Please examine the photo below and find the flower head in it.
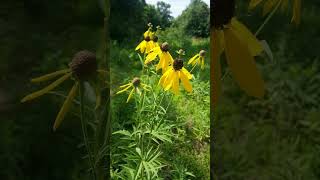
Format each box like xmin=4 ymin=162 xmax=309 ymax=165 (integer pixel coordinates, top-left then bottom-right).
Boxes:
xmin=188 ymin=50 xmax=206 ymax=69
xmin=135 ymin=35 xmax=155 ymax=54
xmin=176 ymin=49 xmax=186 ymax=56
xmin=249 ymin=0 xmax=301 ymax=25
xmin=116 ymin=77 xmax=151 ymax=103
xmin=145 ymin=42 xmax=174 ymax=73
xmin=211 ymin=0 xmax=265 ymax=105
xmin=21 ymin=50 xmax=105 ymax=131
xmin=69 ymin=50 xmax=97 ymax=80
xmin=159 ymin=59 xmax=193 ymax=95
xmin=144 ymin=22 xmax=153 ymax=38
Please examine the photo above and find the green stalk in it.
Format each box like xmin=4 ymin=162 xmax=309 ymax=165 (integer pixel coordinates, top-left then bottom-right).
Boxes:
xmin=93 ymin=0 xmax=111 ymax=179
xmin=189 ymin=62 xmax=198 ymax=73
xmin=79 ymin=82 xmax=97 ymax=180
xmin=255 ymin=0 xmax=281 ymax=36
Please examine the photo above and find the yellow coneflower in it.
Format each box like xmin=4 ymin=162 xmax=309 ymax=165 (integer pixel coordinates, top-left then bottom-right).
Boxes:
xmin=21 ymin=50 xmax=106 ymax=131
xmin=116 ymin=77 xmax=151 ymax=103
xmin=135 ymin=35 xmax=154 ymax=54
xmin=136 ymin=23 xmax=156 ymax=54
xmin=159 ymin=59 xmax=192 ymax=95
xmin=144 ymin=22 xmax=153 ymax=38
xmin=145 ymin=42 xmax=174 ymax=73
xmin=212 ymin=0 xmax=265 ymax=105
xmin=188 ymin=50 xmax=206 ymax=70
xmin=150 ymin=34 xmax=160 ymax=48
xmin=249 ymin=0 xmax=301 ymax=25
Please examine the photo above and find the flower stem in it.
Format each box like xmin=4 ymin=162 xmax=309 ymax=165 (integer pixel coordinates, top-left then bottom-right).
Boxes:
xmin=79 ymin=82 xmax=97 ymax=180
xmin=255 ymin=0 xmax=281 ymax=36
xmin=189 ymin=61 xmax=198 ymax=73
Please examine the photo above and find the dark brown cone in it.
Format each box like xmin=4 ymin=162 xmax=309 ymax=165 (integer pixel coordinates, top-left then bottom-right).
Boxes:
xmin=211 ymin=0 xmax=235 ymax=28
xmin=69 ymin=50 xmax=97 ymax=80
xmin=160 ymin=42 xmax=169 ymax=52
xmin=200 ymin=50 xmax=206 ymax=57
xmin=152 ymin=35 xmax=158 ymax=42
xmin=173 ymin=59 xmax=184 ymax=71
xmin=144 ymin=36 xmax=151 ymax=42
xmin=132 ymin=77 xmax=141 ymax=87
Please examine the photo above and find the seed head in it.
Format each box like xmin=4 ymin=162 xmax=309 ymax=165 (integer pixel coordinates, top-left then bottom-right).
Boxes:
xmin=211 ymin=0 xmax=235 ymax=28
xmin=132 ymin=77 xmax=141 ymax=87
xmin=177 ymin=49 xmax=185 ymax=56
xmin=160 ymin=42 xmax=169 ymax=52
xmin=69 ymin=50 xmax=97 ymax=80
xmin=144 ymin=36 xmax=151 ymax=42
xmin=152 ymin=35 xmax=158 ymax=42
xmin=199 ymin=50 xmax=206 ymax=57
xmin=173 ymin=59 xmax=184 ymax=71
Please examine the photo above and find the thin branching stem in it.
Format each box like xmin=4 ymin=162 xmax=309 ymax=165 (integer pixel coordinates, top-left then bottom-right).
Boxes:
xmin=255 ymin=0 xmax=282 ymax=36
xmin=79 ymin=82 xmax=97 ymax=180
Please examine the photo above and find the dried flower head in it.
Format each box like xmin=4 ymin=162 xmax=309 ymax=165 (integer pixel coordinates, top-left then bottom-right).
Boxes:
xmin=69 ymin=50 xmax=97 ymax=80
xmin=173 ymin=59 xmax=184 ymax=71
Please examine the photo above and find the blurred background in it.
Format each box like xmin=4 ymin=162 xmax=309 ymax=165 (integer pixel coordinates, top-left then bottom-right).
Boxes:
xmin=214 ymin=0 xmax=320 ymax=179
xmin=0 ymin=0 xmax=210 ymax=179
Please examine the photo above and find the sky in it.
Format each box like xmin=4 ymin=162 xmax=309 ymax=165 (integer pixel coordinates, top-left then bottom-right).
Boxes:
xmin=145 ymin=0 xmax=210 ymax=18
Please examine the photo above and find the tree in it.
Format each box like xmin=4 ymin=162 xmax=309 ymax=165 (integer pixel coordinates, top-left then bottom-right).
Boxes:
xmin=174 ymin=0 xmax=210 ymax=37
xmin=156 ymin=1 xmax=173 ymax=28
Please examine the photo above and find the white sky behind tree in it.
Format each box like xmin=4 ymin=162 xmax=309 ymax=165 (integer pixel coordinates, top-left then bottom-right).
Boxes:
xmin=145 ymin=0 xmax=210 ymax=18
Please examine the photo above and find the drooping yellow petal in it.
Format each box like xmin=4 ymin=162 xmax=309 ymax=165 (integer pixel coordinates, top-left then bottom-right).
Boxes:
xmin=141 ymin=83 xmax=151 ymax=91
xmin=145 ymin=50 xmax=159 ymax=64
xmin=188 ymin=54 xmax=200 ymax=65
xmin=231 ymin=18 xmax=263 ymax=56
xmin=201 ymin=57 xmax=205 ymax=69
xmin=53 ymin=82 xmax=78 ymax=131
xmin=211 ymin=29 xmax=223 ymax=105
xmin=167 ymin=52 xmax=174 ymax=65
xmin=180 ymin=71 xmax=192 ymax=92
xmin=116 ymin=84 xmax=133 ymax=94
xmin=144 ymin=29 xmax=152 ymax=38
xmin=156 ymin=53 xmax=165 ymax=71
xmin=135 ymin=41 xmax=147 ymax=53
xmin=263 ymin=0 xmax=278 ymax=16
xmin=145 ymin=41 xmax=154 ymax=54
xmin=224 ymin=27 xmax=265 ymax=98
xmin=119 ymin=83 xmax=132 ymax=88
xmin=159 ymin=52 xmax=172 ymax=73
xmin=280 ymin=0 xmax=289 ymax=12
xmin=159 ymin=68 xmax=172 ymax=86
xmin=21 ymin=73 xmax=71 ymax=103
xmin=291 ymin=0 xmax=301 ymax=25
xmin=181 ymin=68 xmax=192 ymax=79
xmin=164 ymin=70 xmax=174 ymax=91
xmin=249 ymin=0 xmax=264 ymax=10
xmin=126 ymin=88 xmax=135 ymax=103
xmin=171 ymin=72 xmax=179 ymax=95
xmin=31 ymin=69 xmax=70 ymax=83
